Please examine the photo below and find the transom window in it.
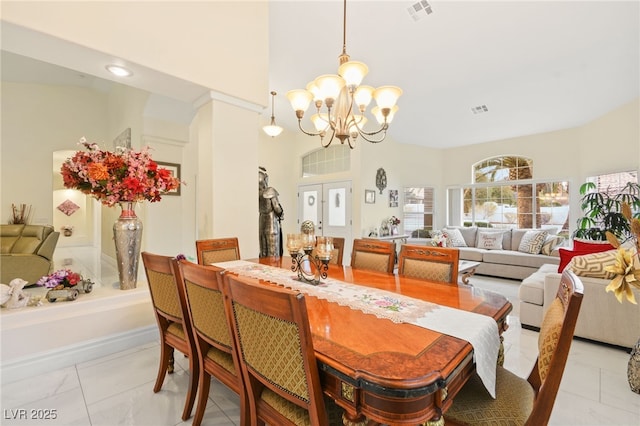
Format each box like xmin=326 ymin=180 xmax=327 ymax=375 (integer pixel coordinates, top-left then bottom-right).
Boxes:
xmin=302 ymin=145 xmax=350 ymax=177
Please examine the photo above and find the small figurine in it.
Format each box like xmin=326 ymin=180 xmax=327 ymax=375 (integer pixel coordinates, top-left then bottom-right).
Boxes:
xmin=0 ymin=278 xmax=30 ymax=309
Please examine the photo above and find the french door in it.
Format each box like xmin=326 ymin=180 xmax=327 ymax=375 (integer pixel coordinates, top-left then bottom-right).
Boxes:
xmin=298 ymin=181 xmax=352 ymax=264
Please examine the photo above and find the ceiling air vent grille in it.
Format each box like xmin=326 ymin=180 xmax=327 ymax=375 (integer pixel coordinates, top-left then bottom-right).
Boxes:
xmin=471 ymin=105 xmax=489 ymax=115
xmin=407 ymin=1 xmax=433 ymax=22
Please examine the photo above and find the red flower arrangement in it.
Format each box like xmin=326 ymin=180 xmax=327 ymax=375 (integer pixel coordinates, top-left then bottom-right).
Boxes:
xmin=60 ymin=138 xmax=181 ymax=207
xmin=37 ymin=269 xmax=83 ymax=289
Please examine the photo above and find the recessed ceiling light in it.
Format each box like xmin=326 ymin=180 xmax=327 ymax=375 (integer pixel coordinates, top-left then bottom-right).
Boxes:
xmin=105 ymin=65 xmax=133 ymax=77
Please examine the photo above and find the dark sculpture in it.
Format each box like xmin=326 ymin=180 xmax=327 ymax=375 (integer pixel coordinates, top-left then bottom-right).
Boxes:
xmin=259 ymin=167 xmax=284 ymax=257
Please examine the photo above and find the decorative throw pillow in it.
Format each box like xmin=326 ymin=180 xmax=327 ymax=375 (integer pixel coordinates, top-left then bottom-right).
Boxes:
xmin=445 ymin=228 xmax=467 ymax=247
xmin=518 ymin=230 xmax=548 ymax=254
xmin=558 ymin=248 xmax=594 ymax=272
xmin=568 ymin=250 xmax=617 ymax=279
xmin=572 ymin=239 xmax=614 ymax=252
xmin=540 ymin=235 xmax=564 ymax=256
xmin=476 ymin=231 xmax=503 ymax=250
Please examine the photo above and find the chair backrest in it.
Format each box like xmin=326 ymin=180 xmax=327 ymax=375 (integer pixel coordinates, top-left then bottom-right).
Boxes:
xmin=141 ymin=251 xmax=195 ymax=349
xmin=312 ymin=236 xmax=345 ymax=266
xmin=525 ymin=269 xmax=584 ymax=425
xmin=225 ymin=273 xmax=330 ymax=426
xmin=350 ymin=238 xmax=395 ymax=273
xmin=195 ymin=238 xmax=240 ymax=265
xmin=397 ymin=245 xmax=460 ymax=284
xmin=176 ymin=260 xmax=242 ymax=381
xmin=328 ymin=237 xmax=345 ymax=265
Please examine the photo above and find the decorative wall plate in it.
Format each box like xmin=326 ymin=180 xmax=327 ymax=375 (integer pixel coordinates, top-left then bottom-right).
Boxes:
xmin=376 ymin=168 xmax=387 ymax=194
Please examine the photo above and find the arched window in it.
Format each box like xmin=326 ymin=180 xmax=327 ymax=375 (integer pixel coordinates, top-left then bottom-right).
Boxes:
xmin=449 ymin=155 xmax=570 ymax=235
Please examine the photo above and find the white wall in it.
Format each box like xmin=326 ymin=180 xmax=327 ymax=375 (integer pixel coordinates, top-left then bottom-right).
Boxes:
xmin=1 ymin=1 xmax=269 ymax=106
xmin=1 ymin=82 xmax=108 ymax=225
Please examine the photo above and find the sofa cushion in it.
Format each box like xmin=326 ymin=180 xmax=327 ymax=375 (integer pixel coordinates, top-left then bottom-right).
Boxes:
xmin=1 ymin=224 xmax=25 ymax=254
xmin=557 ymin=237 xmax=617 ymax=272
xmin=518 ymin=230 xmax=548 ymax=254
xmin=568 ymin=250 xmax=617 ymax=279
xmin=445 ymin=228 xmax=467 ymax=247
xmin=476 ymin=231 xmax=503 ymax=250
xmin=540 ymin=235 xmax=564 ymax=256
xmin=11 ymin=225 xmax=52 ymax=254
xmin=483 ymin=250 xmax=557 ymax=269
xmin=457 ymin=247 xmax=485 ymax=262
xmin=476 ymin=229 xmax=511 ymax=250
xmin=446 ymin=226 xmax=477 ymax=247
xmin=572 ymin=239 xmax=615 ymax=252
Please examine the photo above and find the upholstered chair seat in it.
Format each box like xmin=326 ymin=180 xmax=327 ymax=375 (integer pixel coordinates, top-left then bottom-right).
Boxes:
xmin=445 ymin=365 xmax=535 ymax=425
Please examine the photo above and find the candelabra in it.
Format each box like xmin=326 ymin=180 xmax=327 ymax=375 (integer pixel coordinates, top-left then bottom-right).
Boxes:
xmin=287 ymin=232 xmax=334 ymax=285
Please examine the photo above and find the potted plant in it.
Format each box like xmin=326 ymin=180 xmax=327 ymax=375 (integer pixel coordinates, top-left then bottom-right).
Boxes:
xmin=574 ymin=181 xmax=640 ymax=241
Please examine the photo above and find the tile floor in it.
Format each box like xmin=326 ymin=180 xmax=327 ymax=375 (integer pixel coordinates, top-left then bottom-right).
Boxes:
xmin=1 ymin=247 xmax=639 ymax=425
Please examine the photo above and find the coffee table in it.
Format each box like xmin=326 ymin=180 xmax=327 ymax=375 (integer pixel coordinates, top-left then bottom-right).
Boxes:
xmin=459 ymin=260 xmax=481 ymax=285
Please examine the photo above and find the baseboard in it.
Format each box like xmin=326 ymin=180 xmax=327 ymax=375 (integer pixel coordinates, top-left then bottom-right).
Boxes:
xmin=1 ymin=325 xmax=158 ymax=384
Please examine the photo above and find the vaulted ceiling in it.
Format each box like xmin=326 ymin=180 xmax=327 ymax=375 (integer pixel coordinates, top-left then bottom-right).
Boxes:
xmin=3 ymin=1 xmax=638 ymax=150
xmin=268 ymin=1 xmax=639 ymax=148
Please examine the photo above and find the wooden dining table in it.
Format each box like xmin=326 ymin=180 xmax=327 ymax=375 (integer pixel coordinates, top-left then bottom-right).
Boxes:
xmin=245 ymin=257 xmax=512 ymax=426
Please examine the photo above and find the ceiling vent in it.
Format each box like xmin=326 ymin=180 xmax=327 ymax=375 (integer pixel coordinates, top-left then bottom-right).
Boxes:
xmin=407 ymin=1 xmax=433 ymax=22
xmin=471 ymin=105 xmax=489 ymax=115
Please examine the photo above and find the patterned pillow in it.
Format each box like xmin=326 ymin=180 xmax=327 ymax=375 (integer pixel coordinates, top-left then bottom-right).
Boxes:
xmin=445 ymin=228 xmax=467 ymax=247
xmin=518 ymin=230 xmax=548 ymax=254
xmin=538 ymin=298 xmax=564 ymax=381
xmin=541 ymin=235 xmax=564 ymax=256
xmin=569 ymin=250 xmax=617 ymax=279
xmin=476 ymin=231 xmax=503 ymax=250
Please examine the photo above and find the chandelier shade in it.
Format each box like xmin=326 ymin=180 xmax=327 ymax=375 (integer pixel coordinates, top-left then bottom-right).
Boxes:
xmin=286 ymin=0 xmax=401 ymax=148
xmin=263 ymin=91 xmax=283 ymax=137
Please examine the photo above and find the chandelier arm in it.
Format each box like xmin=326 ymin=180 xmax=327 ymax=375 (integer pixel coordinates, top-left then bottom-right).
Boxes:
xmin=321 ymin=129 xmax=336 ymax=148
xmin=351 ymin=118 xmax=389 ymax=137
xmin=297 ymin=120 xmax=324 ymax=137
xmin=357 ymin=128 xmax=387 ymax=144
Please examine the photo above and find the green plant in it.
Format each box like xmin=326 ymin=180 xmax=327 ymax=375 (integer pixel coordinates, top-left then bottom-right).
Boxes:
xmin=574 ymin=181 xmax=640 ymax=241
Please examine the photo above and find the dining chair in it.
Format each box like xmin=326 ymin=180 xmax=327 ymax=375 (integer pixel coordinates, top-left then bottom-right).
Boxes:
xmin=224 ymin=273 xmax=344 ymax=426
xmin=141 ymin=252 xmax=198 ymax=421
xmin=328 ymin=236 xmax=345 ymax=265
xmin=195 ymin=237 xmax=241 ymax=265
xmin=350 ymin=238 xmax=395 ymax=273
xmin=311 ymin=236 xmax=345 ymax=265
xmin=445 ymin=269 xmax=584 ymax=426
xmin=173 ymin=260 xmax=246 ymax=426
xmin=397 ymin=244 xmax=460 ymax=284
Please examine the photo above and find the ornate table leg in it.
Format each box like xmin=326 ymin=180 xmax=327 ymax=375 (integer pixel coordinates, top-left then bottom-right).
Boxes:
xmin=461 ymin=267 xmax=476 ymax=285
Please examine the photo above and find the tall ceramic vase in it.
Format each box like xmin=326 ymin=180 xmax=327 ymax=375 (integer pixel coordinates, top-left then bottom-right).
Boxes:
xmin=113 ymin=202 xmax=143 ymax=290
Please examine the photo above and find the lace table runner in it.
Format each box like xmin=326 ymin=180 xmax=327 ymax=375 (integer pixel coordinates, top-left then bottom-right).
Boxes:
xmin=214 ymin=260 xmax=498 ymax=398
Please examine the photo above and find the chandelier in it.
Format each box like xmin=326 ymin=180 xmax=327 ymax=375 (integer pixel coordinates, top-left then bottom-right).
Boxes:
xmin=263 ymin=91 xmax=283 ymax=137
xmin=286 ymin=0 xmax=402 ymax=149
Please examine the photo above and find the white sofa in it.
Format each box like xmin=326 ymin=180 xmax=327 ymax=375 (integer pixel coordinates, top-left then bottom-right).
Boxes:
xmin=445 ymin=226 xmax=561 ymax=280
xmin=520 ymin=263 xmax=640 ymax=348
